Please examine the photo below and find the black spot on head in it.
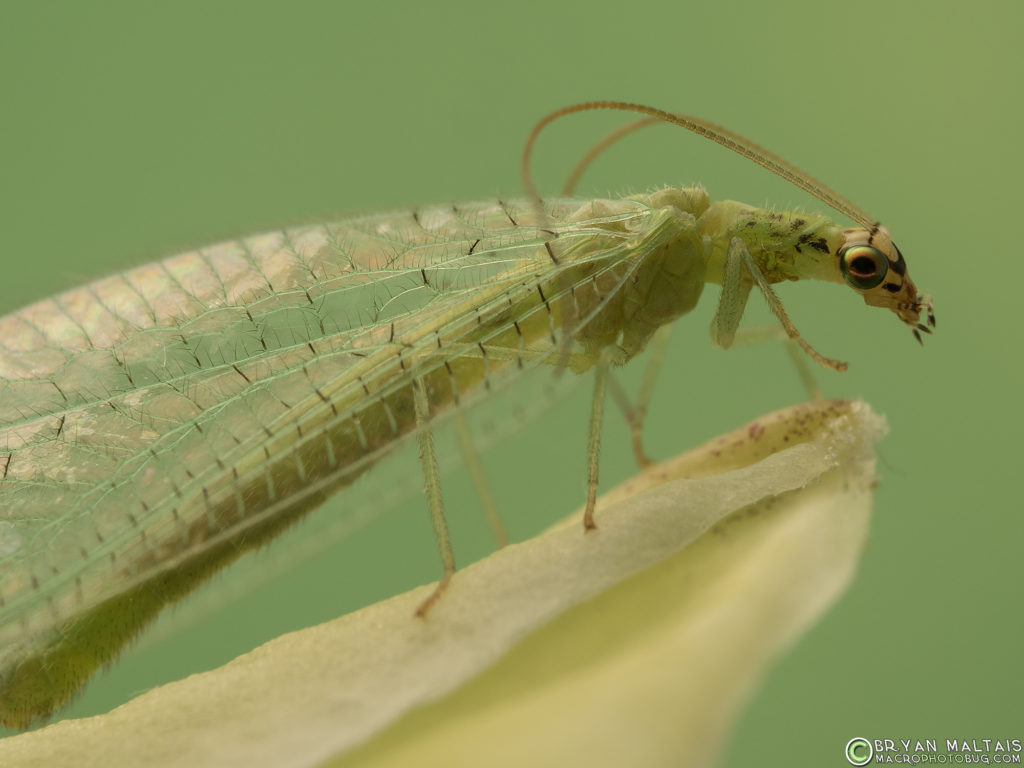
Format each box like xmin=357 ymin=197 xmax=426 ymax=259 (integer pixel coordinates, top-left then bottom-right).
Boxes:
xmin=889 ymin=246 xmax=907 ymax=276
xmin=882 ymin=282 xmax=901 ymax=293
xmin=798 ymin=236 xmax=831 ymax=253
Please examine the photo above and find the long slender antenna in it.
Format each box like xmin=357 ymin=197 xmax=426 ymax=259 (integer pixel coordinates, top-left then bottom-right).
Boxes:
xmin=560 ymin=117 xmax=660 ymax=195
xmin=522 ymin=101 xmax=878 ymax=229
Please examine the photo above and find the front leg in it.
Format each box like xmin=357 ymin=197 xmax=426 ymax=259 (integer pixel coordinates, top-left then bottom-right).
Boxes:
xmin=711 ymin=237 xmax=847 ymax=372
xmin=710 ymin=238 xmax=754 ymax=350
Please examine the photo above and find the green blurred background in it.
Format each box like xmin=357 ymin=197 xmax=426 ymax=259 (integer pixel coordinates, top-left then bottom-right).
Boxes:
xmin=1 ymin=0 xmax=1020 ymax=762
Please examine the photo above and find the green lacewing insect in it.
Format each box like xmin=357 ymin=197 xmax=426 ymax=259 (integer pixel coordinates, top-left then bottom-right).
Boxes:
xmin=0 ymin=101 xmax=934 ymax=728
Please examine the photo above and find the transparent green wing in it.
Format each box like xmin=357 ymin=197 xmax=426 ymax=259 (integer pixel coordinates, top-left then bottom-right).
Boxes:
xmin=0 ymin=193 xmax=675 ymax=702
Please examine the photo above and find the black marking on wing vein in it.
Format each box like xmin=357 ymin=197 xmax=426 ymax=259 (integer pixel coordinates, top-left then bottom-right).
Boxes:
xmin=244 ymin=308 xmax=269 ymax=351
xmin=513 ymin=321 xmax=525 ymax=369
xmin=545 ymin=242 xmax=559 ymax=264
xmin=499 ymin=200 xmax=518 ymax=226
xmin=112 ymin=351 xmax=135 ymax=386
xmin=51 ymin=380 xmax=69 ymax=403
xmin=444 ymin=360 xmax=459 ymax=405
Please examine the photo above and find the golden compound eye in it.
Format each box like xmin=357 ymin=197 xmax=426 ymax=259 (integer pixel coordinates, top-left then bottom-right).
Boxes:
xmin=839 ymin=244 xmax=889 ymax=290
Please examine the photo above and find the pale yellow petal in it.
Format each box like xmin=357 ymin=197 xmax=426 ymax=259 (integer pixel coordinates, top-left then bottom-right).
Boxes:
xmin=0 ymin=399 xmax=884 ymax=768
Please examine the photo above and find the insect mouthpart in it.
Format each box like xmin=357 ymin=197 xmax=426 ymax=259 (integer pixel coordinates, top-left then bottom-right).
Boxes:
xmin=909 ymin=293 xmax=936 ymax=345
